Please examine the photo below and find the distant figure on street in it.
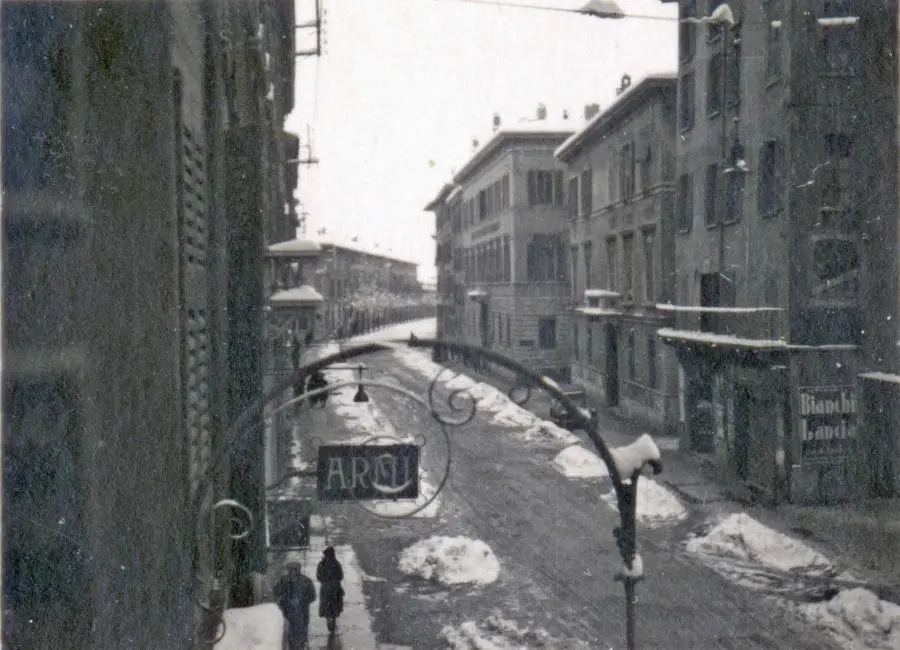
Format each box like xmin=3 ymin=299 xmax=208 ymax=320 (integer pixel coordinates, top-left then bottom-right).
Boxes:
xmin=316 ymin=546 xmax=345 ymax=634
xmin=307 ymin=370 xmax=329 ymax=408
xmin=409 ymin=331 xmax=418 ymax=344
xmin=273 ymin=563 xmax=317 ymax=650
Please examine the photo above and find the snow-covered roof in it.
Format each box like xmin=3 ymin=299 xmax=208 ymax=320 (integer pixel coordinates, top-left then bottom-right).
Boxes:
xmin=318 ymin=241 xmax=419 ymax=268
xmin=454 ymin=121 xmax=575 ymax=186
xmin=555 ymin=74 xmax=678 ymax=162
xmin=576 ymin=307 xmax=621 ymax=317
xmin=265 ymin=238 xmax=322 ymax=259
xmin=585 ymin=289 xmax=621 ymax=299
xmin=269 ymin=284 xmax=324 ymax=307
xmin=424 ymin=183 xmax=457 ymax=212
xmin=655 ymin=304 xmax=784 ymax=314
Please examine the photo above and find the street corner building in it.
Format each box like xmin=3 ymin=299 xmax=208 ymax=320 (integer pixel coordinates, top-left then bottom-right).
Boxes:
xmin=658 ymin=0 xmax=900 ymax=505
xmin=425 ymin=109 xmax=576 ymax=381
xmin=555 ymin=75 xmax=681 ymax=437
xmin=3 ymin=0 xmax=306 ymax=647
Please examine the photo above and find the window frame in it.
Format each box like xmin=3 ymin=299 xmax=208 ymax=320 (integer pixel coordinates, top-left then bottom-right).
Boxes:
xmin=538 ymin=316 xmax=557 ymax=350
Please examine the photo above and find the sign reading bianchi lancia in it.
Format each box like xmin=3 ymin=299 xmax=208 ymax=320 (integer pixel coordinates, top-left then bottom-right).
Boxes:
xmin=316 ymin=443 xmax=420 ymax=502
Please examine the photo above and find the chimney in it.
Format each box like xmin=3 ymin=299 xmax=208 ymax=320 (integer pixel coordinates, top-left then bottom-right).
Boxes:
xmin=584 ymin=103 xmax=601 ymax=121
xmin=536 ymin=103 xmax=547 ymax=120
xmin=562 ymin=109 xmax=569 ymax=120
xmin=492 ymin=113 xmax=501 ymax=132
xmin=616 ymin=73 xmax=632 ymax=96
xmin=472 ymin=137 xmax=479 ymax=151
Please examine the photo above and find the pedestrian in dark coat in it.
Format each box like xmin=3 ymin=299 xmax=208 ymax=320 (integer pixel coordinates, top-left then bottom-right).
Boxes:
xmin=316 ymin=547 xmax=344 ymax=634
xmin=273 ymin=563 xmax=317 ymax=650
xmin=307 ymin=371 xmax=329 ymax=407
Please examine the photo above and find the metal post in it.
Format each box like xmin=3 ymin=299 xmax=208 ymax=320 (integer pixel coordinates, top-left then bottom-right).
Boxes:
xmin=614 ymin=475 xmax=642 ymax=650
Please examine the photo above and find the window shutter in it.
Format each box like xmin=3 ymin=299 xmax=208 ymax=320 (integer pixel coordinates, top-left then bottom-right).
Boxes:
xmin=527 ymin=171 xmax=536 ymax=206
xmin=554 ymin=170 xmax=563 ymax=206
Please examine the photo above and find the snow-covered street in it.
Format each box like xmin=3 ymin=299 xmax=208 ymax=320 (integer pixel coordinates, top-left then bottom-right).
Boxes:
xmin=221 ymin=319 xmax=899 ymax=649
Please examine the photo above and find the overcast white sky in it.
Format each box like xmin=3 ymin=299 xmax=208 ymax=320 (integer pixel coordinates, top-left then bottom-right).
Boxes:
xmin=285 ymin=0 xmax=678 ymax=281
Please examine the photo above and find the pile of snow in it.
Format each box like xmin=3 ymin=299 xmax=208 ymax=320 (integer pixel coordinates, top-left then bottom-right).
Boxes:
xmin=553 ymin=445 xmax=610 ymax=479
xmin=521 ymin=421 xmax=579 ymax=445
xmin=398 ymin=536 xmax=500 ymax=586
xmin=687 ymin=513 xmax=900 ymax=649
xmin=602 ymin=480 xmax=688 ymax=528
xmin=802 ymin=588 xmax=900 ymax=650
xmin=214 ymin=604 xmax=283 ymax=650
xmin=441 ymin=615 xmax=558 ymax=649
xmin=686 ymin=513 xmax=836 ymax=583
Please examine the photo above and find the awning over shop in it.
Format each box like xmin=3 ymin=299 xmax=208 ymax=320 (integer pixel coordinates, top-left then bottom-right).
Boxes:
xmin=265 ymin=238 xmax=322 ymax=259
xmin=269 ymin=284 xmax=324 ymax=308
xmin=657 ymin=327 xmax=790 ymax=369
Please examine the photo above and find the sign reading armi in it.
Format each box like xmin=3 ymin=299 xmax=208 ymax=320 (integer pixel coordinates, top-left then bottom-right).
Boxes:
xmin=798 ymin=385 xmax=857 ymax=461
xmin=316 ymin=443 xmax=419 ymax=502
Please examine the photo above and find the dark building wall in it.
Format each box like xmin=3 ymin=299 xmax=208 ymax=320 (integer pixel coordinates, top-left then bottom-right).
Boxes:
xmin=3 ymin=2 xmax=205 ymax=648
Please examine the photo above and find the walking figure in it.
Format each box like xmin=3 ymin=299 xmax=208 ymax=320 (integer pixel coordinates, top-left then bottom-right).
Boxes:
xmin=273 ymin=563 xmax=317 ymax=650
xmin=307 ymin=371 xmax=329 ymax=408
xmin=316 ymin=547 xmax=345 ymax=634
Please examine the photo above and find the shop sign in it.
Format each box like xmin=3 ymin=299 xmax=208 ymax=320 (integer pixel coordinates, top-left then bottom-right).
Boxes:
xmin=797 ymin=385 xmax=857 ymax=461
xmin=316 ymin=443 xmax=419 ymax=502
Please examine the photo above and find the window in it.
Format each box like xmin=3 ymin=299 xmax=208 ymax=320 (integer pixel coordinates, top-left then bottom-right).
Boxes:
xmin=822 ymin=0 xmax=858 ymax=75
xmin=583 ymin=241 xmax=593 ymax=289
xmin=705 ymin=163 xmax=719 ymax=227
xmin=823 ymin=133 xmax=854 ymax=210
xmin=765 ymin=2 xmax=782 ymax=79
xmin=570 ymin=246 xmax=579 ymax=298
xmin=758 ymin=140 xmax=784 ymax=217
xmin=724 ymin=170 xmax=745 ymax=223
xmin=620 ymin=143 xmax=636 ymax=199
xmin=567 ymin=176 xmax=579 ymax=218
xmin=677 ymin=173 xmax=693 ymax=232
xmin=501 ymin=174 xmax=510 ymax=209
xmin=639 ymin=143 xmax=653 ymax=191
xmin=526 ymin=234 xmax=566 ymax=282
xmin=622 ymin=233 xmax=635 ymax=296
xmin=573 ymin=322 xmax=580 ymax=361
xmin=538 ymin=317 xmax=557 ymax=349
xmin=642 ymin=229 xmax=655 ymax=302
xmin=608 ymin=156 xmax=619 ymax=203
xmin=586 ymin=324 xmax=594 ymax=364
xmin=580 ymin=168 xmax=593 ymax=216
xmin=679 ymin=1 xmax=696 ymax=62
xmin=502 ymin=235 xmax=511 ymax=282
xmin=506 ymin=317 xmax=511 ymax=345
xmin=606 ymin=238 xmax=617 ymax=291
xmin=707 ymin=53 xmax=723 ymax=115
xmin=648 ymin=336 xmax=658 ymax=389
xmin=527 ymin=170 xmax=564 ymax=206
xmin=627 ymin=331 xmax=636 ymax=379
xmin=727 ymin=25 xmax=742 ymax=106
xmin=679 ymin=72 xmax=695 ymax=131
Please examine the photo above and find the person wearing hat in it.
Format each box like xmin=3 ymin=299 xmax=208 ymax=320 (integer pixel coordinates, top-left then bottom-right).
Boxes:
xmin=316 ymin=547 xmax=345 ymax=634
xmin=273 ymin=562 xmax=317 ymax=650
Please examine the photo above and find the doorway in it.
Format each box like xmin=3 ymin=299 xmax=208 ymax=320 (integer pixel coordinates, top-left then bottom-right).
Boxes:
xmin=605 ymin=324 xmax=619 ymax=407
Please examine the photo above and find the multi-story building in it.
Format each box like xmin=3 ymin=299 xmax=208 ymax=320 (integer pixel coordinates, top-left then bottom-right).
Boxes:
xmin=427 ymin=113 xmax=575 ymax=379
xmin=3 ymin=1 xmax=301 ymax=647
xmin=555 ymin=76 xmax=680 ymax=434
xmin=659 ymin=0 xmax=899 ymax=504
xmin=312 ymin=241 xmax=421 ymax=333
xmin=426 ymin=183 xmax=457 ymax=353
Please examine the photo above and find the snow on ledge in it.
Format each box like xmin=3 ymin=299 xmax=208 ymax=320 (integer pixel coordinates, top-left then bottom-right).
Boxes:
xmin=657 ymin=327 xmax=788 ymax=349
xmin=576 ymin=307 xmax=622 ymax=317
xmin=655 ymin=303 xmax=783 ymax=313
xmin=818 ymin=16 xmax=859 ymax=27
xmin=609 ymin=433 xmax=662 ymax=478
xmin=585 ymin=288 xmax=621 ymax=299
xmin=859 ymin=371 xmax=900 ymax=386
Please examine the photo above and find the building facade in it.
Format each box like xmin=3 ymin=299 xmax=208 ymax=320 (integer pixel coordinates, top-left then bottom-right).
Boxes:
xmin=427 ymin=118 xmax=575 ymax=379
xmin=3 ymin=1 xmax=300 ymax=647
xmin=556 ymin=76 xmax=680 ymax=434
xmin=660 ymin=0 xmax=899 ymax=504
xmin=312 ymin=242 xmax=421 ymax=334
